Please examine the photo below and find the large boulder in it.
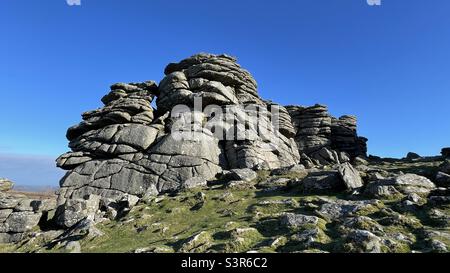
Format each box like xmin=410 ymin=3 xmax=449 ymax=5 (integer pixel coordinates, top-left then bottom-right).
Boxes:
xmin=56 ymin=195 xmax=101 ymax=228
xmin=338 ymin=162 xmax=364 ymax=190
xmin=343 ymin=229 xmax=383 ymax=253
xmin=280 ymin=213 xmax=323 ymax=230
xmin=316 ymin=198 xmax=383 ymax=222
xmin=299 ymin=171 xmax=344 ymax=194
xmin=365 ymin=174 xmax=436 ymax=198
xmin=442 ymin=148 xmax=450 ymax=158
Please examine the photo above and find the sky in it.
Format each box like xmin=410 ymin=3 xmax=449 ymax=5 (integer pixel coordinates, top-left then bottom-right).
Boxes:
xmin=1 ymin=0 xmax=450 ymax=186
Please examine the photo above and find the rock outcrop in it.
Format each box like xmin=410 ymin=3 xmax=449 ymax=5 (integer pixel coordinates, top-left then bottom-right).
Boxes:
xmin=52 ymin=53 xmax=373 ymax=233
xmin=2 ymin=53 xmax=450 ymax=254
xmin=286 ymin=105 xmax=367 ymax=165
xmin=55 ymin=53 xmax=301 ymax=227
xmin=331 ymin=115 xmax=367 ymax=159
xmin=0 ymin=192 xmax=56 ymax=243
xmin=286 ymin=104 xmax=331 ymax=155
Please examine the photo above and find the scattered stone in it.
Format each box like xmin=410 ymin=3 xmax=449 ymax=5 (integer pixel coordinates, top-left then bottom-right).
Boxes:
xmin=291 ymin=228 xmax=330 ymax=248
xmin=225 ymin=169 xmax=258 ymax=182
xmin=133 ymin=245 xmax=174 ymax=253
xmin=225 ymin=227 xmax=262 ymax=252
xmin=182 ymin=177 xmax=207 ymax=190
xmin=365 ymin=173 xmax=436 ymax=198
xmin=64 ymin=241 xmax=81 ymax=253
xmin=316 ymin=199 xmax=383 ymax=222
xmin=427 ymin=209 xmax=450 ymax=227
xmin=299 ymin=171 xmax=344 ymax=194
xmin=429 ymin=240 xmax=448 ymax=253
xmin=280 ymin=213 xmax=322 ymax=230
xmin=343 ymin=229 xmax=383 ymax=253
xmin=395 ymin=193 xmax=425 ymax=212
xmin=341 ymin=216 xmax=384 ymax=236
xmin=0 ymin=232 xmax=24 ymax=244
xmin=269 ymin=236 xmax=288 ymax=249
xmin=213 ymin=191 xmax=234 ymax=203
xmin=226 ymin=180 xmax=255 ymax=190
xmin=178 ymin=231 xmax=213 ymax=253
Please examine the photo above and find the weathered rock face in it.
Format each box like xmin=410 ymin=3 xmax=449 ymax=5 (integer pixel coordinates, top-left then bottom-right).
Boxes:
xmin=331 ymin=115 xmax=366 ymax=158
xmin=158 ymin=53 xmax=263 ymax=112
xmin=56 ymin=82 xmax=164 ymax=219
xmin=286 ymin=105 xmax=367 ymax=165
xmin=55 ymin=53 xmax=373 ymax=230
xmin=158 ymin=53 xmax=300 ymax=170
xmin=0 ymin=192 xmax=56 ymax=243
xmin=286 ymin=104 xmax=331 ymax=155
xmin=337 ymin=162 xmax=363 ymax=190
xmin=56 ymin=53 xmax=302 ymax=227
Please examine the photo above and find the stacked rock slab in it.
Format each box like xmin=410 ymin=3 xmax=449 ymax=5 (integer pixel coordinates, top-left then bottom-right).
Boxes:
xmin=331 ymin=115 xmax=367 ymax=158
xmin=265 ymin=101 xmax=296 ymax=139
xmin=158 ymin=53 xmax=300 ymax=170
xmin=56 ymin=80 xmax=224 ymax=227
xmin=56 ymin=53 xmax=301 ymax=227
xmin=286 ymin=105 xmax=367 ymax=164
xmin=286 ymin=104 xmax=331 ymax=154
xmin=158 ymin=53 xmax=264 ymax=112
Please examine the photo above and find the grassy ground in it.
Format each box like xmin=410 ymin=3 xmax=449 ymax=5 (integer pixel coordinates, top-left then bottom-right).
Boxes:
xmin=1 ymin=160 xmax=449 ymax=253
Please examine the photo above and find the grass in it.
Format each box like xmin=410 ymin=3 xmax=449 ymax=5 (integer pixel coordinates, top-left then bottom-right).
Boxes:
xmin=1 ymin=162 xmax=449 ymax=253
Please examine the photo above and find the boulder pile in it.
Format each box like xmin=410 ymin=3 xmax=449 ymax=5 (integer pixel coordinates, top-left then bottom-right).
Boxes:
xmin=0 ymin=180 xmax=56 ymax=243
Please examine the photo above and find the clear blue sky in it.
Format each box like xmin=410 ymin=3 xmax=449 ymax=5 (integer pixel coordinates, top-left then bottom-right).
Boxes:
xmin=1 ymin=0 xmax=449 ymax=186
